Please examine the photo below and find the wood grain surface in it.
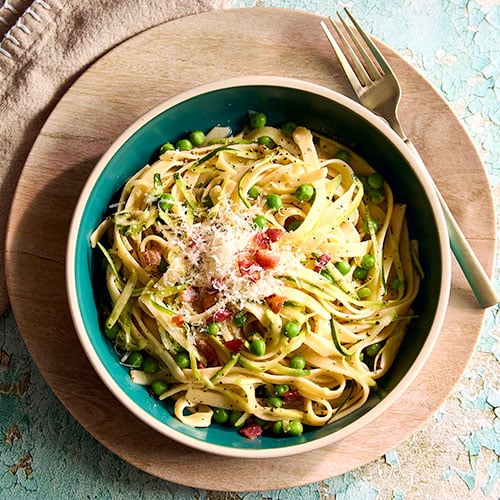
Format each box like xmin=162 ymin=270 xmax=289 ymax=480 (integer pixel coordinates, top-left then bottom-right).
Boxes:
xmin=4 ymin=8 xmax=496 ymax=491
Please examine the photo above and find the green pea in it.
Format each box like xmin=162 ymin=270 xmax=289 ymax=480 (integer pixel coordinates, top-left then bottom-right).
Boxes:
xmin=258 ymin=136 xmax=275 ymax=148
xmin=247 ymin=185 xmax=260 ymax=199
xmin=357 ymin=286 xmax=371 ymax=299
xmin=272 ymin=421 xmax=284 ymax=435
xmin=368 ymin=188 xmax=385 ymax=204
xmin=353 ymin=266 xmax=368 ymax=280
xmin=281 ymin=121 xmax=297 ymax=137
xmin=361 ymin=254 xmax=376 ymax=269
xmin=367 ymin=172 xmax=384 ymax=189
xmin=266 ymin=193 xmax=282 ymax=210
xmin=287 ymin=420 xmax=303 ymax=436
xmin=207 ymin=322 xmax=220 ymax=335
xmin=143 ymin=356 xmax=159 ymax=374
xmin=365 ymin=342 xmax=383 ymax=357
xmin=253 ymin=215 xmax=267 ymax=229
xmin=151 ymin=379 xmax=168 ymax=396
xmin=189 ymin=130 xmax=205 ymax=146
xmin=229 ymin=410 xmax=244 ymax=427
xmin=159 ymin=142 xmax=175 ymax=155
xmin=175 ymin=352 xmax=190 ymax=369
xmin=249 ymin=111 xmax=267 ymax=129
xmin=335 ymin=260 xmax=351 ymax=275
xmin=158 ymin=193 xmax=175 ymax=211
xmin=289 ymin=355 xmax=306 ymax=370
xmin=295 ymin=183 xmax=315 ymax=202
xmin=335 ymin=150 xmax=350 ymax=162
xmin=176 ymin=138 xmax=193 ymax=151
xmin=283 ymin=321 xmax=300 ymax=338
xmin=251 ymin=338 xmax=266 ymax=356
xmin=268 ymin=396 xmax=283 ymax=408
xmin=213 ymin=408 xmax=229 ymax=424
xmin=104 ymin=323 xmax=119 ymax=340
xmin=391 ymin=277 xmax=404 ymax=291
xmin=126 ymin=351 xmax=143 ymax=368
xmin=234 ymin=311 xmax=248 ymax=327
xmin=275 ymin=384 xmax=289 ymax=396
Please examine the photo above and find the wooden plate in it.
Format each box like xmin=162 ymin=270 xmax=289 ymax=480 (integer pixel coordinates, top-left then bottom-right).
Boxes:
xmin=5 ymin=8 xmax=495 ymax=491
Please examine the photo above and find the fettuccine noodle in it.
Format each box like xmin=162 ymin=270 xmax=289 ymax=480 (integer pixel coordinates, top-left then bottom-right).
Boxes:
xmin=91 ymin=120 xmax=421 ymax=438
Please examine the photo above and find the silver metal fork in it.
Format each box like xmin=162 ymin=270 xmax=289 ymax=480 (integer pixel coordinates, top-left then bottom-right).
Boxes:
xmin=321 ymin=10 xmax=499 ymax=308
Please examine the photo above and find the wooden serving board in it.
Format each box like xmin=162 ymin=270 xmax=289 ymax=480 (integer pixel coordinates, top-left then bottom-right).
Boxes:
xmin=5 ymin=8 xmax=496 ymax=491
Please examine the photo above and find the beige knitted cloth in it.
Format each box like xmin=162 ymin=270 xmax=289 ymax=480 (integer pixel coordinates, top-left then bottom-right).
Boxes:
xmin=0 ymin=0 xmax=232 ymax=314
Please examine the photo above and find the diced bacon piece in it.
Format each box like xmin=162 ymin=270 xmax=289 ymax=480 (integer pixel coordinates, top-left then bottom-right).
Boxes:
xmin=265 ymin=228 xmax=284 ymax=242
xmin=224 ymin=338 xmax=244 ymax=353
xmin=253 ymin=232 xmax=271 ymax=250
xmin=179 ymin=286 xmax=199 ymax=303
xmin=283 ymin=389 xmax=302 ymax=404
xmin=253 ymin=229 xmax=283 ymax=250
xmin=141 ymin=244 xmax=163 ymax=266
xmin=212 ymin=308 xmax=233 ymax=323
xmin=172 ymin=315 xmax=184 ymax=327
xmin=200 ymin=291 xmax=218 ymax=311
xmin=239 ymin=423 xmax=263 ymax=439
xmin=255 ymin=249 xmax=280 ymax=269
xmin=313 ymin=253 xmax=331 ymax=272
xmin=195 ymin=336 xmax=220 ymax=366
xmin=237 ymin=256 xmax=262 ymax=283
xmin=265 ymin=294 xmax=286 ymax=313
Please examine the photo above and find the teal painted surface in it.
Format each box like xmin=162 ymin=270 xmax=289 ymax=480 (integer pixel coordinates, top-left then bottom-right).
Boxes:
xmin=1 ymin=0 xmax=499 ymax=498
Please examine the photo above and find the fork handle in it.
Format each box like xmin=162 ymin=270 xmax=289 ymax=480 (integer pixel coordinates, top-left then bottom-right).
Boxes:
xmin=405 ymin=140 xmax=499 ymax=308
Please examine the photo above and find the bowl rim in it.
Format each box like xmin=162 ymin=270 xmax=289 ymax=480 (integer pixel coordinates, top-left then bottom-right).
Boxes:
xmin=66 ymin=75 xmax=451 ymax=458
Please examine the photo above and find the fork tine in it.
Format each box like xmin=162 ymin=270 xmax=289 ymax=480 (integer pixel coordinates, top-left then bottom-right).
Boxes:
xmin=337 ymin=12 xmax=379 ymax=81
xmin=328 ymin=16 xmax=374 ymax=87
xmin=320 ymin=19 xmax=365 ymax=92
xmin=343 ymin=8 xmax=393 ymax=77
xmin=320 ymin=20 xmax=364 ymax=93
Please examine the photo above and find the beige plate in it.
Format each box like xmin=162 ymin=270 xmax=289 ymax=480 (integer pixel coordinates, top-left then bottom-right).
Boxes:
xmin=5 ymin=8 xmax=495 ymax=491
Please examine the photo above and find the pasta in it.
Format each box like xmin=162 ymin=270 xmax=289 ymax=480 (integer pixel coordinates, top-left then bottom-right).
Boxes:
xmin=91 ymin=116 xmax=422 ymax=439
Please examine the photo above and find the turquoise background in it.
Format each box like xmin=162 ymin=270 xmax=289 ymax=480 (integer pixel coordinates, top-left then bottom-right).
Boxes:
xmin=1 ymin=0 xmax=499 ymax=498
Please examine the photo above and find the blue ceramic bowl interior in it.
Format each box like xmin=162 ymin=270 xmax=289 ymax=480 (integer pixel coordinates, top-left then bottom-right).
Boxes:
xmin=69 ymin=78 xmax=448 ymax=457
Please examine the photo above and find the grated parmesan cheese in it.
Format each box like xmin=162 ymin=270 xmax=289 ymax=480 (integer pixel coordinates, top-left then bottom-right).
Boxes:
xmin=154 ymin=200 xmax=302 ymax=315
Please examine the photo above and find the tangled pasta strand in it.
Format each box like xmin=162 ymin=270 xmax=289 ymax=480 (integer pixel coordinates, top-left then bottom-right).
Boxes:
xmin=92 ymin=122 xmax=421 ymax=436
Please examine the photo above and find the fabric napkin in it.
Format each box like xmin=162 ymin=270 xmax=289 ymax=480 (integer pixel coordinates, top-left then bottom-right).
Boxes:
xmin=0 ymin=0 xmax=232 ymax=314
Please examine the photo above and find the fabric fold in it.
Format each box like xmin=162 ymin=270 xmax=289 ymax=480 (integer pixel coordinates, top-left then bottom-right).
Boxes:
xmin=0 ymin=0 xmax=232 ymax=313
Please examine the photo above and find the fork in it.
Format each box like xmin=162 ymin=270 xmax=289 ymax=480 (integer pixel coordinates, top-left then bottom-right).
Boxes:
xmin=320 ymin=9 xmax=499 ymax=308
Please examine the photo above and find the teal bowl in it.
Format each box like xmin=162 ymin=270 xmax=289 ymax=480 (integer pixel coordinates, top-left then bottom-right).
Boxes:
xmin=66 ymin=76 xmax=451 ymax=458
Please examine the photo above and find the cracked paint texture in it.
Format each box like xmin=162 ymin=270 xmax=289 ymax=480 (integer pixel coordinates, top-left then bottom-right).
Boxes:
xmin=1 ymin=0 xmax=499 ymax=498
